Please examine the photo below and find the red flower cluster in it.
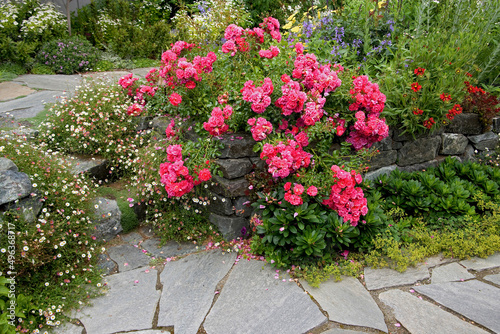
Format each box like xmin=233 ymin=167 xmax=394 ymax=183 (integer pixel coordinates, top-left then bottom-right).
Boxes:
xmin=301 ymin=98 xmax=326 ymax=126
xmin=222 ymin=18 xmax=279 ymax=57
xmin=411 ymin=82 xmax=422 ymax=92
xmin=241 ymin=78 xmax=274 ymax=113
xmin=169 ymin=92 xmax=182 ymax=107
xmin=159 ymin=145 xmax=211 ymax=198
xmin=248 ymin=117 xmax=273 ymax=141
xmin=294 ymin=131 xmax=309 ymax=147
xmin=260 ymin=139 xmax=312 ymax=178
xmin=349 ymin=75 xmax=386 ymax=115
xmin=322 ymin=165 xmax=368 ymax=226
xmin=203 ymin=105 xmax=233 ymax=136
xmin=346 ymin=111 xmax=389 ymax=150
xmin=413 ymin=108 xmax=423 ymax=115
xmin=440 ymin=93 xmax=452 ymax=102
xmin=284 ymin=182 xmax=304 ymax=205
xmin=127 ymin=103 xmax=143 ymax=116
xmin=423 ymin=117 xmax=435 ymax=129
xmin=283 ymin=183 xmax=318 ymax=206
xmin=446 ymin=104 xmax=462 ymax=120
xmin=414 ymin=67 xmax=426 ymax=76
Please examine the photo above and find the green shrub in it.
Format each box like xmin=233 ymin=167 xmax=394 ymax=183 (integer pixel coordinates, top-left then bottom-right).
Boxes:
xmin=72 ymin=0 xmax=173 ymax=59
xmin=36 ymin=36 xmax=100 ymax=74
xmin=30 ymin=63 xmax=54 ymax=74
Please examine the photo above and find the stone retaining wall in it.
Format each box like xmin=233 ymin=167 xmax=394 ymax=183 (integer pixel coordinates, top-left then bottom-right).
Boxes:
xmin=366 ymin=114 xmax=500 ymax=179
xmin=151 ymin=113 xmax=500 ymax=240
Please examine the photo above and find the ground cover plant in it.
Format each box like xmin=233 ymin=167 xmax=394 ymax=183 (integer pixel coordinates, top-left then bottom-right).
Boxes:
xmin=0 ymin=135 xmax=103 ymax=333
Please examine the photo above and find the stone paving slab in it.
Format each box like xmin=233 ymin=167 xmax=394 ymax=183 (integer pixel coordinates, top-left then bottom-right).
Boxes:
xmin=121 ymin=231 xmax=144 ymax=245
xmin=49 ymin=322 xmax=83 ymax=334
xmin=414 ymin=280 xmax=500 ymax=333
xmin=141 ymin=237 xmax=198 ymax=259
xmin=132 ymin=330 xmax=172 ymax=334
xmin=430 ymin=262 xmax=475 ymax=284
xmin=203 ymin=260 xmax=327 ymax=334
xmin=322 ymin=329 xmax=367 ymax=334
xmin=107 ymin=244 xmax=151 ymax=272
xmin=364 ymin=265 xmax=430 ymax=290
xmin=132 ymin=67 xmax=157 ymax=78
xmin=0 ymin=90 xmax=60 ymax=118
xmin=13 ymin=74 xmax=81 ymax=92
xmin=157 ymin=250 xmax=236 ymax=334
xmin=82 ymin=71 xmax=131 ymax=83
xmin=0 ymin=81 xmax=36 ymax=101
xmin=77 ymin=267 xmax=160 ymax=334
xmin=379 ymin=289 xmax=488 ymax=334
xmin=483 ymin=273 xmax=500 ymax=286
xmin=301 ymin=277 xmax=387 ymax=332
xmin=460 ymin=252 xmax=500 ymax=271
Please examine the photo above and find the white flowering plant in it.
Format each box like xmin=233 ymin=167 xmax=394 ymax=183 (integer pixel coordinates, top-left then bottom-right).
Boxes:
xmin=20 ymin=1 xmax=67 ymax=42
xmin=38 ymin=79 xmax=154 ymax=178
xmin=0 ymin=136 xmax=103 ymax=333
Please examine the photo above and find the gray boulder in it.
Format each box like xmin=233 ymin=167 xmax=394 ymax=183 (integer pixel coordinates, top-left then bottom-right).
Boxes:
xmin=397 ymin=136 xmax=441 ymax=166
xmin=92 ymin=197 xmax=123 ymax=241
xmin=0 ymin=169 xmax=33 ymax=206
xmin=440 ymin=133 xmax=469 ymax=155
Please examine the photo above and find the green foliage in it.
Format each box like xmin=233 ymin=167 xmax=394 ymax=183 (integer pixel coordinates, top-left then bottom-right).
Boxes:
xmin=252 ymin=190 xmax=364 ymax=267
xmin=36 ymin=36 xmax=100 ymax=74
xmin=0 ymin=0 xmax=68 ymax=66
xmin=71 ymin=0 xmax=173 ymax=59
xmin=172 ymin=0 xmax=251 ymax=48
xmin=29 ymin=63 xmax=54 ymax=75
xmin=0 ymin=276 xmax=38 ymax=334
xmin=299 ymin=258 xmax=363 ymax=288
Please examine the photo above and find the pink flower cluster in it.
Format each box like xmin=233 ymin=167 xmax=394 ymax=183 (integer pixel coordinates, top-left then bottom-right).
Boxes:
xmin=248 ymin=117 xmax=273 ymax=141
xmin=159 ymin=145 xmax=211 ymax=198
xmin=259 ymin=17 xmax=281 ymax=42
xmin=241 ymin=78 xmax=273 ymax=113
xmin=260 ymin=139 xmax=312 ymax=178
xmin=322 ymin=165 xmax=368 ymax=226
xmin=222 ymin=18 xmax=280 ymax=57
xmin=118 ymin=73 xmax=139 ymax=96
xmin=203 ymin=105 xmax=233 ymax=136
xmin=275 ymin=78 xmax=307 ymax=116
xmin=165 ymin=119 xmax=177 ymax=139
xmin=346 ymin=111 xmax=389 ymax=150
xmin=259 ymin=46 xmax=280 ymax=59
xmin=283 ymin=182 xmax=318 ymax=206
xmin=292 ymin=53 xmax=342 ymax=96
xmin=301 ymin=98 xmax=326 ymax=126
xmin=349 ymin=75 xmax=386 ymax=115
xmin=159 ymin=145 xmax=194 ymax=198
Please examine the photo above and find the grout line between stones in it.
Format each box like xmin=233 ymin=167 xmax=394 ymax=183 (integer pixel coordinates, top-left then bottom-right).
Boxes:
xmin=196 ymin=259 xmax=238 ymax=334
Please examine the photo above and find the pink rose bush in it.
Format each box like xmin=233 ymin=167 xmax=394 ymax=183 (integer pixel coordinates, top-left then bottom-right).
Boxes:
xmin=116 ymin=17 xmax=390 ymax=234
xmin=322 ymin=165 xmax=368 ymax=226
xmin=159 ymin=144 xmax=212 ymax=198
